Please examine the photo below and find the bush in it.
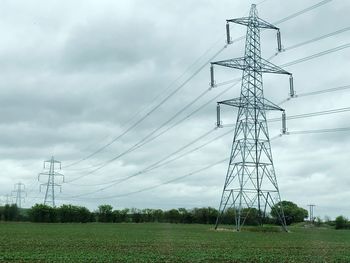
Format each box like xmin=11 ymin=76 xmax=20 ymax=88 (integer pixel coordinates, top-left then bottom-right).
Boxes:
xmin=335 ymin=215 xmax=349 ymax=229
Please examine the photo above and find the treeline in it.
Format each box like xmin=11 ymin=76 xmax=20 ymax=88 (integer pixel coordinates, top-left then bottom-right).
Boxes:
xmin=1 ymin=202 xmax=348 ymax=229
xmin=29 ymin=204 xmax=234 ymax=224
xmin=0 ymin=201 xmax=310 ymax=225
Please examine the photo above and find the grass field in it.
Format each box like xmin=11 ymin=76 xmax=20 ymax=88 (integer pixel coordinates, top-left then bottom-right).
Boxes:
xmin=1 ymin=223 xmax=350 ymax=262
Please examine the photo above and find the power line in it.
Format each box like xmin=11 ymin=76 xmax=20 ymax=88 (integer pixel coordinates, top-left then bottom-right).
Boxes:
xmin=64 ymin=0 xmax=332 ymax=169
xmin=61 ymin=0 xmax=341 ymax=193
xmin=66 ymin=86 xmax=214 ymax=182
xmin=66 ymin=80 xmax=242 ymax=183
xmin=295 ymin=84 xmax=350 ymax=98
xmin=281 ymin=42 xmax=350 ymax=68
xmin=285 ymin=26 xmax=350 ymax=51
xmin=105 ymin=106 xmax=350 ymax=191
xmin=67 ymin=127 xmax=218 ymax=187
xmin=284 ymin=107 xmax=350 ymax=121
xmin=277 ymin=83 xmax=350 ymax=105
xmin=67 ymin=39 xmax=350 ymax=180
xmin=72 ymin=158 xmax=229 ymax=200
xmin=69 ymin=35 xmax=335 ymax=179
xmin=64 ymin=121 xmax=350 ymax=201
xmin=66 ymin=81 xmax=242 ymax=186
xmin=64 ymin=39 xmax=223 ymax=171
xmin=67 ymin=79 xmax=239 ymax=176
xmin=66 ymin=129 xmax=234 ymax=193
xmin=287 ymin=127 xmax=350 ymax=135
xmin=64 ymin=45 xmax=227 ymax=169
xmin=24 ymin=1 xmax=342 ymax=204
xmin=33 ymin=105 xmax=350 ymax=196
xmin=273 ymin=0 xmax=332 ymax=25
xmin=67 ymin=133 xmax=283 ymax=201
xmin=67 ymin=80 xmax=350 ymax=189
xmin=67 ymin=129 xmax=281 ymax=199
xmin=221 ymin=106 xmax=350 ymax=127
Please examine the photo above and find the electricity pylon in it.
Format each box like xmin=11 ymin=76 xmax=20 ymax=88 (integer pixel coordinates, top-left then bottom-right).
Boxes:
xmin=308 ymin=204 xmax=316 ymax=223
xmin=12 ymin=182 xmax=26 ymax=208
xmin=211 ymin=4 xmax=294 ymax=231
xmin=38 ymin=156 xmax=64 ymax=207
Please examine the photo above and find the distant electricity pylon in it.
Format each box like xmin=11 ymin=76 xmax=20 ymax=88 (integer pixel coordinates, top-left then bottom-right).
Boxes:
xmin=5 ymin=194 xmax=10 ymax=205
xmin=38 ymin=156 xmax=64 ymax=207
xmin=211 ymin=4 xmax=294 ymax=231
xmin=12 ymin=182 xmax=26 ymax=208
xmin=308 ymin=204 xmax=316 ymax=223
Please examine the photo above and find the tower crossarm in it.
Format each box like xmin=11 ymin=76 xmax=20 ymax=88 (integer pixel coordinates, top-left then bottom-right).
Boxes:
xmin=218 ymin=97 xmax=284 ymax=111
xmin=259 ymin=58 xmax=291 ymax=75
xmin=45 ymin=159 xmax=61 ymax=163
xmin=211 ymin=57 xmax=246 ymax=71
xmin=212 ymin=57 xmax=291 ymax=75
xmin=227 ymin=16 xmax=278 ymax=30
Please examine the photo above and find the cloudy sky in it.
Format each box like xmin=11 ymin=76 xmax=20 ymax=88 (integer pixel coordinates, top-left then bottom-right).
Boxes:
xmin=0 ymin=0 xmax=349 ymax=219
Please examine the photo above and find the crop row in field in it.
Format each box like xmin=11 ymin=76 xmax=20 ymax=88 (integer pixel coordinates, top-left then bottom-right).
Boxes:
xmin=1 ymin=223 xmax=350 ymax=262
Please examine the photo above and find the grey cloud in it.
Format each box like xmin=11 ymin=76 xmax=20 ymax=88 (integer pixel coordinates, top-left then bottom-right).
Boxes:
xmin=0 ymin=0 xmax=349 ymax=219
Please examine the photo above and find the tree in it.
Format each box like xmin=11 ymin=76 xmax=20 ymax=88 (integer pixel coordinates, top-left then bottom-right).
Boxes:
xmin=178 ymin=208 xmax=192 ymax=224
xmin=164 ymin=209 xmax=181 ymax=223
xmin=141 ymin=209 xmax=155 ymax=222
xmin=58 ymin=204 xmax=92 ymax=223
xmin=131 ymin=208 xmax=142 ymax=223
xmin=221 ymin=208 xmax=236 ymax=225
xmin=241 ymin=208 xmax=260 ymax=226
xmin=3 ymin=204 xmax=19 ymax=221
xmin=192 ymin=207 xmax=218 ymax=224
xmin=271 ymin=201 xmax=308 ymax=225
xmin=98 ymin=205 xmax=113 ymax=222
xmin=153 ymin=209 xmax=164 ymax=223
xmin=29 ymin=204 xmax=57 ymax=222
xmin=335 ymin=215 xmax=348 ymax=229
xmin=77 ymin=206 xmax=93 ymax=223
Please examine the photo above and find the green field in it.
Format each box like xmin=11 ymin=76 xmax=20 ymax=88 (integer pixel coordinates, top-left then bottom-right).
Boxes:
xmin=1 ymin=223 xmax=350 ymax=262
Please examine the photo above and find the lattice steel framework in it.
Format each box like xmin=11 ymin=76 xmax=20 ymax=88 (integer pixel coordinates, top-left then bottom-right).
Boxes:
xmin=12 ymin=182 xmax=26 ymax=208
xmin=38 ymin=156 xmax=64 ymax=207
xmin=211 ymin=4 xmax=293 ymax=231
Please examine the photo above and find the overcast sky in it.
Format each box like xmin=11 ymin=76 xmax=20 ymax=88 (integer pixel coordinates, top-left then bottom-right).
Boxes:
xmin=0 ymin=0 xmax=349 ymax=219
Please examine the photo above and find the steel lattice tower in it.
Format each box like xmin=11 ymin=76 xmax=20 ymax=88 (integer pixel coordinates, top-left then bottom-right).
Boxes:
xmin=211 ymin=4 xmax=294 ymax=231
xmin=12 ymin=182 xmax=26 ymax=208
xmin=38 ymin=156 xmax=64 ymax=207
